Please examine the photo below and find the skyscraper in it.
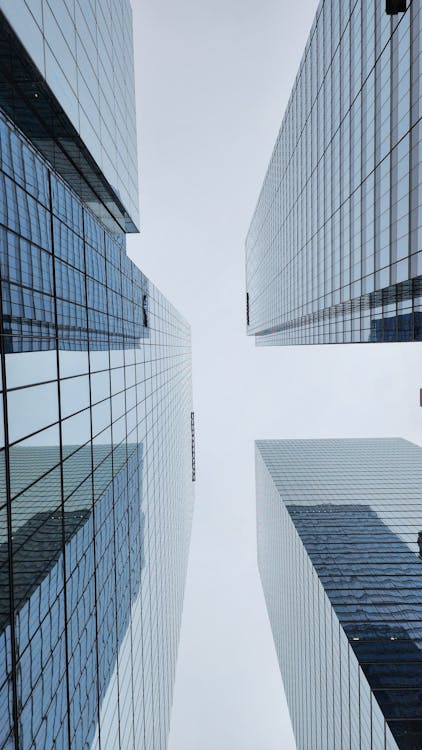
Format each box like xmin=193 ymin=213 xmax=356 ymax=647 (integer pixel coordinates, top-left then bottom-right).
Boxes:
xmin=0 ymin=2 xmax=194 ymax=748
xmin=246 ymin=1 xmax=422 ymax=345
xmin=256 ymin=437 xmax=422 ymax=750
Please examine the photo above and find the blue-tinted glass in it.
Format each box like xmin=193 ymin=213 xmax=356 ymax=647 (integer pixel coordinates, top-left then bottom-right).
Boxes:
xmin=257 ymin=438 xmax=422 ymax=750
xmin=246 ymin=2 xmax=422 ymax=346
xmin=0 ymin=98 xmax=193 ymax=750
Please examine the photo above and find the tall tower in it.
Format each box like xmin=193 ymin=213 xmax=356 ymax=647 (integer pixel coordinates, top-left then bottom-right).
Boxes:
xmin=256 ymin=437 xmax=422 ymax=750
xmin=246 ymin=1 xmax=422 ymax=345
xmin=0 ymin=2 xmax=194 ymax=748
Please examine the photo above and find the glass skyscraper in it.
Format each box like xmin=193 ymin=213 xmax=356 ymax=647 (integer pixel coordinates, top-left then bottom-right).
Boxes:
xmin=246 ymin=1 xmax=422 ymax=345
xmin=0 ymin=0 xmax=139 ymax=232
xmin=0 ymin=2 xmax=194 ymax=749
xmin=256 ymin=438 xmax=422 ymax=750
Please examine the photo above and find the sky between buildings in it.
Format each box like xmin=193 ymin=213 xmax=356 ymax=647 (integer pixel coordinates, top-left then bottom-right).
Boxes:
xmin=127 ymin=0 xmax=422 ymax=747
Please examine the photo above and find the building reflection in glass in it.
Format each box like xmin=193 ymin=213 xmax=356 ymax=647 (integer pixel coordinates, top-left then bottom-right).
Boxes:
xmin=370 ymin=311 xmax=422 ymax=342
xmin=0 ymin=444 xmax=144 ymax=749
xmin=256 ymin=438 xmax=422 ymax=750
xmin=289 ymin=502 xmax=422 ymax=750
xmin=0 ymin=103 xmax=194 ymax=749
xmin=246 ymin=3 xmax=422 ymax=347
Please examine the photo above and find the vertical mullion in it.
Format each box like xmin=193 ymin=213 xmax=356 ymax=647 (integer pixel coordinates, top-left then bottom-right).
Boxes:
xmin=0 ymin=262 xmax=19 ymax=750
xmin=49 ymin=172 xmax=72 ymax=750
xmin=85 ymin=212 xmax=103 ymax=750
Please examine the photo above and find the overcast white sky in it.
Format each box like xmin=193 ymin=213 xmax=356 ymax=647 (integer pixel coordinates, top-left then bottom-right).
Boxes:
xmin=127 ymin=1 xmax=422 ymax=748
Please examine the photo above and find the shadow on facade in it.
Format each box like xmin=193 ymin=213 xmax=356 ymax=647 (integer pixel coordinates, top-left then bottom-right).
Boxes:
xmin=289 ymin=502 xmax=422 ymax=750
xmin=0 ymin=442 xmax=145 ymax=746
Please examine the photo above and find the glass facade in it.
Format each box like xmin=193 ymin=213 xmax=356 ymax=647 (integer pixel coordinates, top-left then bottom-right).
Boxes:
xmin=246 ymin=1 xmax=422 ymax=345
xmin=0 ymin=0 xmax=139 ymax=232
xmin=256 ymin=438 xmax=422 ymax=750
xmin=0 ymin=63 xmax=193 ymax=750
